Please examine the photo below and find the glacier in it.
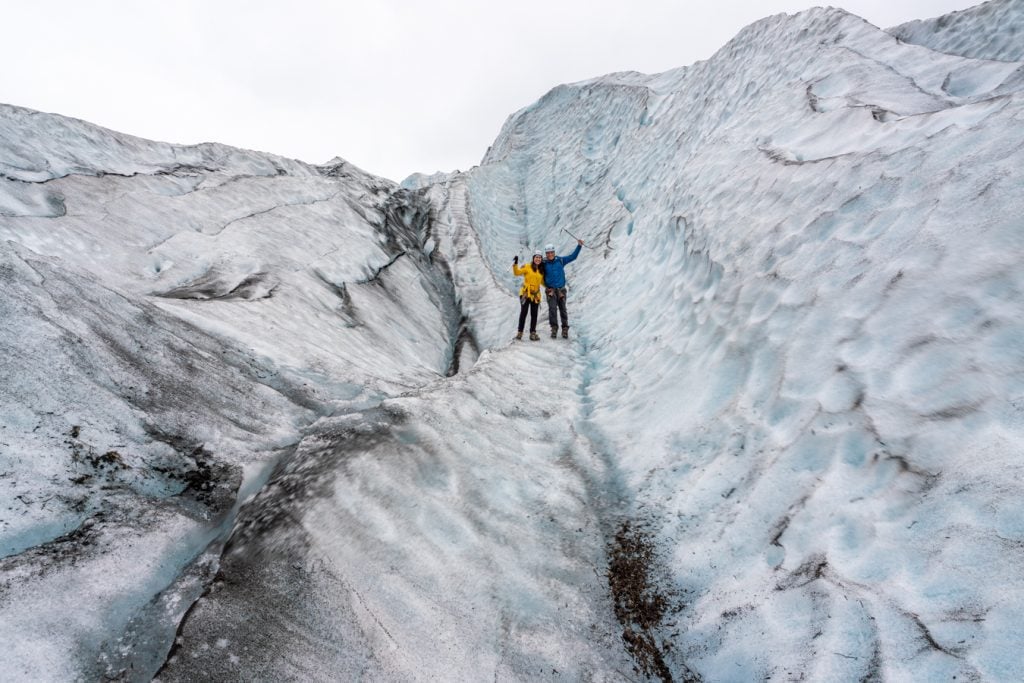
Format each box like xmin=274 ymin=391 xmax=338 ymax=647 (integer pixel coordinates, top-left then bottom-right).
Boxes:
xmin=2 ymin=1 xmax=1024 ymax=681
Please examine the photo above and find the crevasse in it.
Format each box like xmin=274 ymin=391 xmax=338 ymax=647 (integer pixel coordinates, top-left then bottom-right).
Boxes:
xmin=1 ymin=3 xmax=1024 ymax=682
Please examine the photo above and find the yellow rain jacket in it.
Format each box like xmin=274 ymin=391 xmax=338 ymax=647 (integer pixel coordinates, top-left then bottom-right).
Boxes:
xmin=513 ymin=262 xmax=544 ymax=303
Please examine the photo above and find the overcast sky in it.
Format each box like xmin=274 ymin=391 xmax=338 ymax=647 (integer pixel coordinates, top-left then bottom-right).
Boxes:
xmin=4 ymin=1 xmax=980 ymax=181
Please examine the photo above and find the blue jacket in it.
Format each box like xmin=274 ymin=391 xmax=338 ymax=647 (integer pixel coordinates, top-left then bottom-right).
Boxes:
xmin=542 ymin=244 xmax=581 ymax=289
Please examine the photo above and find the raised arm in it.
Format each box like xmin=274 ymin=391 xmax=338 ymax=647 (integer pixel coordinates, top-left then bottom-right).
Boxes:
xmin=561 ymin=242 xmax=583 ymax=264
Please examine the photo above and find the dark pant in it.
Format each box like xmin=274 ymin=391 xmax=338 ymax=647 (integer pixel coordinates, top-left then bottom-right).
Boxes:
xmin=546 ymin=287 xmax=568 ymax=329
xmin=518 ymin=298 xmax=539 ymax=333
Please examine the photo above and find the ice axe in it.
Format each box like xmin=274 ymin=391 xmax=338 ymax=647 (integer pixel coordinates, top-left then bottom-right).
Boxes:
xmin=561 ymin=227 xmax=597 ymax=249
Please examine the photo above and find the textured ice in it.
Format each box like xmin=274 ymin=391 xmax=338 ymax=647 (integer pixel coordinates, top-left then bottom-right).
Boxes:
xmin=889 ymin=0 xmax=1024 ymax=62
xmin=3 ymin=1 xmax=1024 ymax=681
xmin=157 ymin=344 xmax=636 ymax=681
xmin=447 ymin=5 xmax=1024 ymax=680
xmin=0 ymin=106 xmax=465 ymax=678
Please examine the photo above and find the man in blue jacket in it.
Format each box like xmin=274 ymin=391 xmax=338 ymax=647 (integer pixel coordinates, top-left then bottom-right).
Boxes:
xmin=543 ymin=239 xmax=584 ymax=339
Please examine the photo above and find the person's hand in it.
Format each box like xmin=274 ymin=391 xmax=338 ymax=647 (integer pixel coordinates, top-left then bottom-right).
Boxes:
xmin=513 ymin=255 xmax=518 ymax=264
xmin=578 ymin=239 xmax=584 ymax=246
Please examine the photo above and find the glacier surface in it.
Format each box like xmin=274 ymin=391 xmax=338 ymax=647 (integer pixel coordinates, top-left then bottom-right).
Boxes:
xmin=889 ymin=0 xmax=1024 ymax=62
xmin=2 ymin=2 xmax=1024 ymax=681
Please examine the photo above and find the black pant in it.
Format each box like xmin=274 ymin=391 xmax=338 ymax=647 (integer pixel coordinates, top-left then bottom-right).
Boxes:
xmin=546 ymin=287 xmax=568 ymax=329
xmin=518 ymin=298 xmax=539 ymax=333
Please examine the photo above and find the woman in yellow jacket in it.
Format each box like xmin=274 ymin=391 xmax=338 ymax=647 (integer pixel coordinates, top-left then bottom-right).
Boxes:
xmin=512 ymin=250 xmax=545 ymax=340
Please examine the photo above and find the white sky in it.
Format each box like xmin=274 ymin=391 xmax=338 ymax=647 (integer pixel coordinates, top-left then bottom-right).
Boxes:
xmin=3 ymin=1 xmax=980 ymax=181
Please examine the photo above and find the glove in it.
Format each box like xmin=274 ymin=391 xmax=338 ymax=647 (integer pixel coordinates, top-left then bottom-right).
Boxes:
xmin=513 ymin=255 xmax=518 ymax=264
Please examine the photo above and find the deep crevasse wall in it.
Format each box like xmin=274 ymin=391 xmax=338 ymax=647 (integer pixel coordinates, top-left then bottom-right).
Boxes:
xmin=0 ymin=105 xmax=469 ymax=679
xmin=456 ymin=7 xmax=1024 ymax=680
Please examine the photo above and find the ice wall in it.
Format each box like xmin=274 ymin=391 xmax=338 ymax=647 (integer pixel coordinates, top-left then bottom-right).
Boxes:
xmin=0 ymin=105 xmax=465 ymax=679
xmin=457 ymin=6 xmax=1024 ymax=680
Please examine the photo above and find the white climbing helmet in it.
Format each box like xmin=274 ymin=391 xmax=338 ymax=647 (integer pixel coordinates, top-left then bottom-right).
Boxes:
xmin=544 ymin=244 xmax=555 ymax=252
xmin=533 ymin=249 xmax=543 ymax=257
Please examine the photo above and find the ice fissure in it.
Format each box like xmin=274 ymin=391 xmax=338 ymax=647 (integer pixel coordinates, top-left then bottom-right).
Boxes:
xmin=3 ymin=1 xmax=1024 ymax=681
xmin=152 ymin=175 xmax=642 ymax=680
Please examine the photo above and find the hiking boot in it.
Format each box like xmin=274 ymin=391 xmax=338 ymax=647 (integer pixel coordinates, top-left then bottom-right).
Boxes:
xmin=561 ymin=327 xmax=569 ymax=339
xmin=550 ymin=327 xmax=558 ymax=339
xmin=529 ymin=332 xmax=540 ymax=341
xmin=514 ymin=331 xmax=523 ymax=340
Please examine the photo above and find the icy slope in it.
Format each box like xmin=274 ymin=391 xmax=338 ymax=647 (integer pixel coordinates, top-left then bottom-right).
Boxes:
xmin=3 ymin=1 xmax=1024 ymax=681
xmin=157 ymin=341 xmax=636 ymax=681
xmin=456 ymin=6 xmax=1024 ymax=681
xmin=0 ymin=105 xmax=465 ymax=679
xmin=889 ymin=0 xmax=1024 ymax=62
xmin=160 ymin=6 xmax=1024 ymax=678
xmin=154 ymin=171 xmax=644 ymax=682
